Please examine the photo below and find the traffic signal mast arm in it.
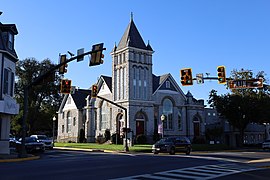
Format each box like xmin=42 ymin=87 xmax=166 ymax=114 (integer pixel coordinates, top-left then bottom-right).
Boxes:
xmin=195 ymin=77 xmax=233 ymax=81
xmin=30 ymin=47 xmax=106 ymax=87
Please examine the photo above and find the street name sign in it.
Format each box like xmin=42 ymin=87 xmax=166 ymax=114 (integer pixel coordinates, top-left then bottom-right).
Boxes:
xmin=229 ymin=79 xmax=263 ymax=89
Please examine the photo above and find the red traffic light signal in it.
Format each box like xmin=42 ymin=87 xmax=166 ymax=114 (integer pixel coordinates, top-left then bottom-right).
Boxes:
xmin=59 ymin=54 xmax=68 ymax=74
xmin=60 ymin=79 xmax=72 ymax=94
xmin=90 ymin=43 xmax=104 ymax=66
xmin=91 ymin=84 xmax=98 ymax=98
xmin=217 ymin=65 xmax=226 ymax=84
xmin=180 ymin=68 xmax=193 ymax=86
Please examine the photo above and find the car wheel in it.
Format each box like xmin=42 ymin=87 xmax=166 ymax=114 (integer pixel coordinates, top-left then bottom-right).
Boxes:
xmin=186 ymin=147 xmax=191 ymax=155
xmin=169 ymin=147 xmax=175 ymax=155
xmin=153 ymin=151 xmax=159 ymax=154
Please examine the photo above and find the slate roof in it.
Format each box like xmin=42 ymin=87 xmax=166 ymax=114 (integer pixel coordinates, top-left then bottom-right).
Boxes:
xmin=152 ymin=74 xmax=170 ymax=93
xmin=71 ymin=89 xmax=91 ymax=109
xmin=116 ymin=19 xmax=153 ymax=51
xmin=101 ymin=75 xmax=112 ymax=92
xmin=0 ymin=22 xmax=18 ymax=58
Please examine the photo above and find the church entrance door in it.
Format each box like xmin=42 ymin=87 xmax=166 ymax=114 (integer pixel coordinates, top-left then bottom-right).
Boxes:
xmin=135 ymin=112 xmax=146 ymax=136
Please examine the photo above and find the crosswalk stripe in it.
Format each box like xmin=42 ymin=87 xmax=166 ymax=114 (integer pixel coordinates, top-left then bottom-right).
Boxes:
xmin=110 ymin=163 xmax=261 ymax=180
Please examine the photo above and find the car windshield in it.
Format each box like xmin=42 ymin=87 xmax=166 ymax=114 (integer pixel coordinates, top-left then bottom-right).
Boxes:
xmin=25 ymin=137 xmax=38 ymax=143
xmin=37 ymin=135 xmax=47 ymax=140
xmin=158 ymin=138 xmax=174 ymax=143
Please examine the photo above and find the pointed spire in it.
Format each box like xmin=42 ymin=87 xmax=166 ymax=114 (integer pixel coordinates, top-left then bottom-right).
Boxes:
xmin=130 ymin=12 xmax=133 ymax=22
xmin=113 ymin=42 xmax=117 ymax=52
xmin=146 ymin=40 xmax=153 ymax=51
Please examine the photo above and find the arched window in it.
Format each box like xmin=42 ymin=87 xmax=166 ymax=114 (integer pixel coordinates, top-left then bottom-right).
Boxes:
xmin=178 ymin=109 xmax=182 ymax=130
xmin=101 ymin=101 xmax=109 ymax=130
xmin=139 ymin=68 xmax=142 ymax=99
xmin=162 ymin=98 xmax=173 ymax=129
xmin=67 ymin=111 xmax=71 ymax=132
xmin=133 ymin=67 xmax=137 ymax=99
xmin=123 ymin=67 xmax=126 ymax=99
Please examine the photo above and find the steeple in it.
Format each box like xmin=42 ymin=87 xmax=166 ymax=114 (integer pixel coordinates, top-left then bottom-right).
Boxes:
xmin=116 ymin=15 xmax=152 ymax=51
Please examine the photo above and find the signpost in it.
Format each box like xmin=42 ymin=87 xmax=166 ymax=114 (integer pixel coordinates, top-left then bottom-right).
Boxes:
xmin=229 ymin=79 xmax=263 ymax=89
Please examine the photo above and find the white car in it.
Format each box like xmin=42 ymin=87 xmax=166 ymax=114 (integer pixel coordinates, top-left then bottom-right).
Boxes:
xmin=262 ymin=140 xmax=270 ymax=150
xmin=30 ymin=135 xmax=53 ymax=149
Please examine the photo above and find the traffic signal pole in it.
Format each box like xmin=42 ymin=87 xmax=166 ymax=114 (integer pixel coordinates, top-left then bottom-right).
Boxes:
xmin=18 ymin=46 xmax=106 ymax=158
xmin=96 ymin=95 xmax=129 ymax=152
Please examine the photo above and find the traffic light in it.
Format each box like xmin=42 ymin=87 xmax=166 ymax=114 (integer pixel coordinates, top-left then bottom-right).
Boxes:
xmin=59 ymin=54 xmax=68 ymax=74
xmin=217 ymin=65 xmax=226 ymax=84
xmin=60 ymin=79 xmax=72 ymax=94
xmin=180 ymin=68 xmax=193 ymax=86
xmin=90 ymin=43 xmax=104 ymax=66
xmin=91 ymin=84 xmax=98 ymax=98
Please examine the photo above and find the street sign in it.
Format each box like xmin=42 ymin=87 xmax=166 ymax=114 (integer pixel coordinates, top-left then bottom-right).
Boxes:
xmin=77 ymin=48 xmax=84 ymax=62
xmin=196 ymin=73 xmax=204 ymax=84
xmin=229 ymin=79 xmax=263 ymax=89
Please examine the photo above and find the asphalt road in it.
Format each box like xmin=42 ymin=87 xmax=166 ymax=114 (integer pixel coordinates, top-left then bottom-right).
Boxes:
xmin=0 ymin=149 xmax=269 ymax=180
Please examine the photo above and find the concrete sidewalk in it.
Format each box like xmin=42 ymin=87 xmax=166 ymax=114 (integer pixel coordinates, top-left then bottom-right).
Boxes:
xmin=0 ymin=149 xmax=40 ymax=163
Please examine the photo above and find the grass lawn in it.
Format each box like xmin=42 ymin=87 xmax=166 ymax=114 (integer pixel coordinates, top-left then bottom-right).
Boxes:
xmin=55 ymin=142 xmax=229 ymax=153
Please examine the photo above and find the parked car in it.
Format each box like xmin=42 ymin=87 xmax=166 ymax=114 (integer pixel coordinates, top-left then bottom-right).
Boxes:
xmin=152 ymin=137 xmax=192 ymax=155
xmin=9 ymin=134 xmax=17 ymax=147
xmin=262 ymin=140 xmax=270 ymax=150
xmin=30 ymin=135 xmax=53 ymax=149
xmin=16 ymin=137 xmax=45 ymax=153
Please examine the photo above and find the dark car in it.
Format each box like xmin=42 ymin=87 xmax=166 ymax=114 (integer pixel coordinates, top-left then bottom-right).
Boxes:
xmin=16 ymin=137 xmax=45 ymax=153
xmin=152 ymin=137 xmax=192 ymax=155
xmin=9 ymin=134 xmax=17 ymax=147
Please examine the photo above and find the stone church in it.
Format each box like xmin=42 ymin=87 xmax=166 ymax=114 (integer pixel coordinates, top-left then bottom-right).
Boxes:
xmin=57 ymin=17 xmax=206 ymax=143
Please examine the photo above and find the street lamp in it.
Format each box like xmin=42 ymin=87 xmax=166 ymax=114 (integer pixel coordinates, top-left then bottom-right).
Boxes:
xmin=52 ymin=116 xmax=56 ymax=146
xmin=161 ymin=114 xmax=166 ymax=138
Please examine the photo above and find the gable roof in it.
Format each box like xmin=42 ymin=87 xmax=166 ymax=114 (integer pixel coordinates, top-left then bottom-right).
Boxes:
xmin=71 ymin=89 xmax=91 ymax=109
xmin=100 ymin=75 xmax=112 ymax=92
xmin=116 ymin=19 xmax=152 ymax=51
xmin=152 ymin=73 xmax=187 ymax=99
xmin=152 ymin=74 xmax=167 ymax=93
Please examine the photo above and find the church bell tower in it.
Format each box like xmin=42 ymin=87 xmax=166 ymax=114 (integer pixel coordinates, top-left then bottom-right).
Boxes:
xmin=111 ymin=15 xmax=154 ymax=103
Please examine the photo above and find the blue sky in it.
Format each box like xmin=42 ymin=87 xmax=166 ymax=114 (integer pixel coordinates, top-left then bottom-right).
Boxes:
xmin=1 ymin=0 xmax=270 ymax=104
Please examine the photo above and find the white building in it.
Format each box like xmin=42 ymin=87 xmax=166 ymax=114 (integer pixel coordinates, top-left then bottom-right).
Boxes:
xmin=0 ymin=21 xmax=20 ymax=154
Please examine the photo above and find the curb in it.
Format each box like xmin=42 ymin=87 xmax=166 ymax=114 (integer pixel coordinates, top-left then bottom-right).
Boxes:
xmin=54 ymin=147 xmax=127 ymax=154
xmin=0 ymin=155 xmax=40 ymax=163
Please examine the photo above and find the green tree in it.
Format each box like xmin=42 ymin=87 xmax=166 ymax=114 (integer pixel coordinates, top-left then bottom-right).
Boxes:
xmin=208 ymin=69 xmax=270 ymax=146
xmin=13 ymin=58 xmax=62 ymax=136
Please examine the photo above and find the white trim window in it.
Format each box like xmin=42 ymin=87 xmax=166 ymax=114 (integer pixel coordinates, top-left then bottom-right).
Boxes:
xmin=162 ymin=98 xmax=173 ymax=129
xmin=166 ymin=81 xmax=170 ymax=89
xmin=101 ymin=101 xmax=109 ymax=130
xmin=67 ymin=111 xmax=71 ymax=132
xmin=3 ymin=68 xmax=14 ymax=96
xmin=8 ymin=33 xmax=14 ymax=50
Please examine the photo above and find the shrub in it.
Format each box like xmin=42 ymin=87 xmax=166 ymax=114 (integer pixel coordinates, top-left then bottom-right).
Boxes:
xmin=79 ymin=129 xmax=86 ymax=143
xmin=136 ymin=134 xmax=147 ymax=144
xmin=111 ymin=133 xmax=122 ymax=144
xmin=104 ymin=129 xmax=111 ymax=141
xmin=193 ymin=136 xmax=206 ymax=144
xmin=96 ymin=134 xmax=106 ymax=144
